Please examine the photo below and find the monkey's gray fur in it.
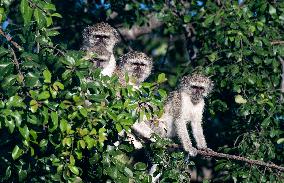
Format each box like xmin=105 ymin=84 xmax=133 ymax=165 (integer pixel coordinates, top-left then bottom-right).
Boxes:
xmin=132 ymin=73 xmax=213 ymax=156
xmin=81 ymin=22 xmax=120 ymax=53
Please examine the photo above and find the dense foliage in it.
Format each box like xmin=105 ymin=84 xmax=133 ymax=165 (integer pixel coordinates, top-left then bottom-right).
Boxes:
xmin=0 ymin=0 xmax=283 ymax=182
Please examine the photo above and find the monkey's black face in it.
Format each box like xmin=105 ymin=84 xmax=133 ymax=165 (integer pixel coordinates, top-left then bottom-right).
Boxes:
xmin=191 ymin=85 xmax=205 ymax=95
xmin=93 ymin=35 xmax=110 ymax=45
xmin=91 ymin=58 xmax=109 ymax=69
xmin=189 ymin=85 xmax=206 ymax=104
xmin=128 ymin=61 xmax=148 ymax=79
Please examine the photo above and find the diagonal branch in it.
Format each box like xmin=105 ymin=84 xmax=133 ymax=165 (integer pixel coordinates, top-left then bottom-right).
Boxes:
xmin=278 ymin=56 xmax=284 ymax=102
xmin=117 ymin=15 xmax=163 ymax=40
xmin=168 ymin=144 xmax=284 ymax=172
xmin=9 ymin=47 xmax=24 ymax=82
xmin=271 ymin=40 xmax=284 ymax=45
xmin=0 ymin=28 xmax=23 ymax=51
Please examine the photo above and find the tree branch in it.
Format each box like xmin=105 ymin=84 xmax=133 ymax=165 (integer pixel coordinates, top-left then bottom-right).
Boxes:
xmin=9 ymin=47 xmax=24 ymax=82
xmin=0 ymin=28 xmax=23 ymax=51
xmin=117 ymin=16 xmax=163 ymax=40
xmin=168 ymin=144 xmax=284 ymax=172
xmin=278 ymin=56 xmax=284 ymax=102
xmin=271 ymin=40 xmax=284 ymax=45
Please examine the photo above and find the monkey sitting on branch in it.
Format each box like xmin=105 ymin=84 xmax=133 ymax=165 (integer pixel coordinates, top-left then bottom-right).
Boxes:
xmin=132 ymin=73 xmax=213 ymax=156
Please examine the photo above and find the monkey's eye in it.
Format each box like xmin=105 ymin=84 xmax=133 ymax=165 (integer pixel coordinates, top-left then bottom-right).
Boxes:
xmin=191 ymin=85 xmax=205 ymax=91
xmin=94 ymin=35 xmax=110 ymax=40
xmin=132 ymin=62 xmax=146 ymax=67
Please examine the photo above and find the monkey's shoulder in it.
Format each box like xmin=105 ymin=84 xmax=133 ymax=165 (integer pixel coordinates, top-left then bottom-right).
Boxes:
xmin=164 ymin=91 xmax=182 ymax=116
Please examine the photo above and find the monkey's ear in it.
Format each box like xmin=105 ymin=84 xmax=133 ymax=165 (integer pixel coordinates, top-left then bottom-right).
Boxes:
xmin=82 ymin=26 xmax=92 ymax=39
xmin=207 ymin=79 xmax=214 ymax=94
xmin=113 ymin=29 xmax=121 ymax=44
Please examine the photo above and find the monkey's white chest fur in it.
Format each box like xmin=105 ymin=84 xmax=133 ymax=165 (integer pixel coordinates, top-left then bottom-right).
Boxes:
xmin=101 ymin=54 xmax=116 ymax=76
xmin=180 ymin=92 xmax=204 ymax=122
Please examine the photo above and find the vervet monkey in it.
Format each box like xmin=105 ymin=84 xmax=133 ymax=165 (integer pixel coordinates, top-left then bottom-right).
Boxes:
xmin=132 ymin=74 xmax=213 ymax=156
xmin=114 ymin=51 xmax=153 ymax=148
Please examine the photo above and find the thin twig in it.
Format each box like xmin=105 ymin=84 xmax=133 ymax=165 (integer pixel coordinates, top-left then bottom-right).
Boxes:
xmin=168 ymin=144 xmax=284 ymax=172
xmin=9 ymin=47 xmax=24 ymax=81
xmin=27 ymin=0 xmax=48 ymax=14
xmin=278 ymin=56 xmax=284 ymax=102
xmin=0 ymin=28 xmax=22 ymax=50
xmin=42 ymin=45 xmax=65 ymax=56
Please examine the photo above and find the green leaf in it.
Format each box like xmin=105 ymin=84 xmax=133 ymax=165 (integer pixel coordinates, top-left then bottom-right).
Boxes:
xmin=5 ymin=118 xmax=15 ymax=133
xmin=38 ymin=91 xmax=50 ymax=100
xmin=12 ymin=145 xmax=24 ymax=160
xmin=20 ymin=0 xmax=33 ymax=26
xmin=277 ymin=138 xmax=284 ymax=144
xmin=60 ymin=119 xmax=68 ymax=132
xmin=157 ymin=73 xmax=167 ymax=83
xmin=4 ymin=166 xmax=11 ymax=180
xmin=134 ymin=162 xmax=147 ymax=171
xmin=124 ymin=167 xmax=133 ymax=177
xmin=51 ymin=13 xmax=62 ymax=18
xmin=79 ymin=108 xmax=88 ymax=117
xmin=19 ymin=125 xmax=29 ymax=139
xmin=6 ymin=95 xmax=25 ymax=108
xmin=69 ymin=166 xmax=79 ymax=175
xmin=43 ymin=69 xmax=52 ymax=83
xmin=183 ymin=15 xmax=191 ymax=23
xmin=235 ymin=95 xmax=247 ymax=104
xmin=34 ymin=8 xmax=46 ymax=28
xmin=39 ymin=139 xmax=48 ymax=148
xmin=50 ymin=111 xmax=58 ymax=132
xmin=53 ymin=81 xmax=64 ymax=90
xmin=30 ymin=100 xmax=38 ymax=113
xmin=269 ymin=5 xmax=276 ymax=15
xmin=45 ymin=17 xmax=53 ymax=27
xmin=44 ymin=3 xmax=56 ymax=11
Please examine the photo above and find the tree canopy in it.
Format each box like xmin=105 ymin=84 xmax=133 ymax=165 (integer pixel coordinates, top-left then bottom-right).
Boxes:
xmin=0 ymin=0 xmax=283 ymax=182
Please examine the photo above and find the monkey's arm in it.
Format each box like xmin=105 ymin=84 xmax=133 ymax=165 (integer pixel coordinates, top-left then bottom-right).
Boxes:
xmin=190 ymin=115 xmax=207 ymax=149
xmin=175 ymin=119 xmax=197 ymax=156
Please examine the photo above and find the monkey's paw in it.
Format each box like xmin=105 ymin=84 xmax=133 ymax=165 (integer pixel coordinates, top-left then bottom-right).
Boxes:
xmin=187 ymin=147 xmax=198 ymax=157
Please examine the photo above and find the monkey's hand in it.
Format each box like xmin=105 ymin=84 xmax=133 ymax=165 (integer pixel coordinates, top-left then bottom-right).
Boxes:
xmin=185 ymin=147 xmax=198 ymax=163
xmin=186 ymin=147 xmax=198 ymax=157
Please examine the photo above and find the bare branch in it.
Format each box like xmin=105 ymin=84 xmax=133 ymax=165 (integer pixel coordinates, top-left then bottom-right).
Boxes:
xmin=168 ymin=144 xmax=284 ymax=172
xmin=0 ymin=28 xmax=23 ymax=51
xmin=271 ymin=40 xmax=284 ymax=45
xmin=9 ymin=47 xmax=24 ymax=82
xmin=118 ymin=16 xmax=163 ymax=40
xmin=278 ymin=56 xmax=284 ymax=102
